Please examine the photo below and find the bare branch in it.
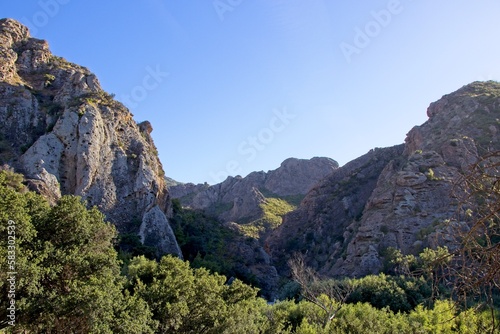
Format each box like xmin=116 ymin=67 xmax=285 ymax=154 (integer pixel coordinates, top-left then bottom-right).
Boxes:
xmin=288 ymin=253 xmax=353 ymax=327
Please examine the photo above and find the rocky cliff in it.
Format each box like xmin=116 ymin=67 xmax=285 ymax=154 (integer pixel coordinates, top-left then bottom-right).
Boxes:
xmin=268 ymin=146 xmax=404 ymax=275
xmin=270 ymin=81 xmax=500 ymax=278
xmin=0 ymin=18 xmax=181 ymax=257
xmin=170 ymin=157 xmax=339 ymax=224
xmin=337 ymin=81 xmax=500 ymax=277
xmin=169 ymin=157 xmax=338 ymax=299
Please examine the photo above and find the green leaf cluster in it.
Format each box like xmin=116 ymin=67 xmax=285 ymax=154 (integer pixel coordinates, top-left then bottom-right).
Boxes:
xmin=0 ymin=170 xmax=154 ymax=333
xmin=125 ymin=255 xmax=271 ymax=333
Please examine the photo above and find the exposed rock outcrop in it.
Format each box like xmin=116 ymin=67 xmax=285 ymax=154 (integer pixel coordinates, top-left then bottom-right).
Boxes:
xmin=170 ymin=157 xmax=339 ymax=224
xmin=0 ymin=18 xmax=181 ymax=257
xmin=169 ymin=156 xmax=338 ymax=299
xmin=268 ymin=146 xmax=404 ymax=276
xmin=338 ymin=81 xmax=500 ymax=277
xmin=270 ymin=81 xmax=500 ymax=278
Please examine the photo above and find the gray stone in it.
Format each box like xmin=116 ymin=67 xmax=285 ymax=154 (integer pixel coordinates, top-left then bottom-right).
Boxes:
xmin=0 ymin=18 xmax=181 ymax=258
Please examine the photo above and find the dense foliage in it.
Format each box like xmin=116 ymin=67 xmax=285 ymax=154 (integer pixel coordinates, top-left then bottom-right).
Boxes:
xmin=0 ymin=170 xmax=498 ymax=333
xmin=0 ymin=170 xmax=154 ymax=333
xmin=169 ymin=201 xmax=246 ymax=279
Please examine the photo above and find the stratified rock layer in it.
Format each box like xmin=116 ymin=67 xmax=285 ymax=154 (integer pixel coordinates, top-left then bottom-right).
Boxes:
xmin=268 ymin=146 xmax=404 ymax=276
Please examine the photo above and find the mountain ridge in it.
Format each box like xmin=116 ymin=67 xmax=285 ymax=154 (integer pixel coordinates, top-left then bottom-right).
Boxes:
xmin=169 ymin=156 xmax=339 ymax=224
xmin=269 ymin=80 xmax=500 ymax=279
xmin=2 ymin=18 xmax=500 ymax=298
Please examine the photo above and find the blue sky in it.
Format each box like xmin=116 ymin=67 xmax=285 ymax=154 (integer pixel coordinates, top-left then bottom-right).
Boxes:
xmin=3 ymin=1 xmax=500 ymax=184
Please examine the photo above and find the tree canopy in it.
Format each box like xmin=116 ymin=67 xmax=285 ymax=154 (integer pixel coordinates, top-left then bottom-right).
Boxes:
xmin=0 ymin=169 xmax=498 ymax=333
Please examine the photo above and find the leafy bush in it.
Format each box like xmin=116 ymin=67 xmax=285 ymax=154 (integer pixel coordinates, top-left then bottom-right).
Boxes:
xmin=347 ymin=274 xmax=418 ymax=312
xmin=0 ymin=171 xmax=155 ymax=332
xmin=125 ymin=255 xmax=268 ymax=334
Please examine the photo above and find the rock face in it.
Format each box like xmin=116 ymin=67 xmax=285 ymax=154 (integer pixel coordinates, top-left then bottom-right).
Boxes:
xmin=265 ymin=157 xmax=340 ymax=196
xmin=170 ymin=157 xmax=339 ymax=224
xmin=169 ymin=156 xmax=338 ymax=299
xmin=268 ymin=146 xmax=404 ymax=276
xmin=0 ymin=19 xmax=181 ymax=257
xmin=270 ymin=81 xmax=500 ymax=278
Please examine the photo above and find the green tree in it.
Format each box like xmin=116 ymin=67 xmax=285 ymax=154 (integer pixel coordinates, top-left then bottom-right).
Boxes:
xmin=127 ymin=255 xmax=268 ymax=333
xmin=23 ymin=196 xmax=155 ymax=333
xmin=408 ymin=300 xmax=456 ymax=333
xmin=347 ymin=273 xmax=411 ymax=312
xmin=419 ymin=246 xmax=451 ymax=300
xmin=347 ymin=272 xmax=433 ymax=313
xmin=333 ymin=302 xmax=408 ymax=334
xmin=0 ymin=170 xmax=42 ymax=329
xmin=383 ymin=246 xmax=418 ymax=276
xmin=0 ymin=171 xmax=155 ymax=333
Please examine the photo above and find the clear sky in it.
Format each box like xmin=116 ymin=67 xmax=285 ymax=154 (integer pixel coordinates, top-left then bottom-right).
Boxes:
xmin=3 ymin=1 xmax=500 ymax=184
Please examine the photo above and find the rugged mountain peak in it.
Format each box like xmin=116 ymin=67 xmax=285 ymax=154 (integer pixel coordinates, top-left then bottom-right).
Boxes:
xmin=170 ymin=156 xmax=339 ymax=223
xmin=405 ymin=81 xmax=500 ymax=161
xmin=270 ymin=81 xmax=500 ymax=278
xmin=139 ymin=120 xmax=154 ymax=135
xmin=265 ymin=157 xmax=339 ymax=196
xmin=427 ymin=81 xmax=500 ymax=118
xmin=268 ymin=146 xmax=404 ymax=277
xmin=1 ymin=18 xmax=46 ymax=84
xmin=341 ymin=82 xmax=500 ymax=276
xmin=0 ymin=19 xmax=181 ymax=257
xmin=0 ymin=18 xmax=30 ymax=46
